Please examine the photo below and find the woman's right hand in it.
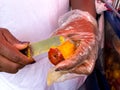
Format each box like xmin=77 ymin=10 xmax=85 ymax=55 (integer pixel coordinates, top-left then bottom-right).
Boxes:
xmin=0 ymin=28 xmax=35 ymax=73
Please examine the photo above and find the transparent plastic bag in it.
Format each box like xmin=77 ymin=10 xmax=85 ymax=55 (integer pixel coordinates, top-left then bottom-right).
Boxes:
xmin=47 ymin=10 xmax=99 ymax=86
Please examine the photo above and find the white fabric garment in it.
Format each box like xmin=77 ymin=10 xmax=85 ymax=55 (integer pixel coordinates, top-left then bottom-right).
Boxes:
xmin=0 ymin=0 xmax=87 ymax=90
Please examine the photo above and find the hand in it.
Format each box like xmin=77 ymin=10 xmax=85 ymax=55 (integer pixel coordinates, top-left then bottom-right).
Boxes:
xmin=53 ymin=10 xmax=98 ymax=75
xmin=0 ymin=28 xmax=35 ymax=73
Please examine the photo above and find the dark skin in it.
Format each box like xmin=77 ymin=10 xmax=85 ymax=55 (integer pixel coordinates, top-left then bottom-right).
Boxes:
xmin=0 ymin=0 xmax=96 ymax=73
xmin=70 ymin=0 xmax=96 ymax=18
xmin=71 ymin=1 xmax=97 ymax=52
xmin=0 ymin=28 xmax=35 ymax=73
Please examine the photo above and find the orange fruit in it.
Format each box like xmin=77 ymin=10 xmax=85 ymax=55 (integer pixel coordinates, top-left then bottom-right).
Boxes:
xmin=48 ymin=40 xmax=75 ymax=65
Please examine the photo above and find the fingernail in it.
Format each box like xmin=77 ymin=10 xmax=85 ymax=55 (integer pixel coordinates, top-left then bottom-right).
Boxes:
xmin=21 ymin=41 xmax=30 ymax=44
xmin=30 ymin=60 xmax=36 ymax=64
xmin=55 ymin=68 xmax=61 ymax=71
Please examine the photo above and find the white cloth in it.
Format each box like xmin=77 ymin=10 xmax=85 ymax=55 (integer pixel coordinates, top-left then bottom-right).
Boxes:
xmin=0 ymin=0 xmax=87 ymax=90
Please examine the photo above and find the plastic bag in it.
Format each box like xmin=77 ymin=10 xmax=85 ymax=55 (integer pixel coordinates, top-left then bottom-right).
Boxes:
xmin=47 ymin=9 xmax=99 ymax=86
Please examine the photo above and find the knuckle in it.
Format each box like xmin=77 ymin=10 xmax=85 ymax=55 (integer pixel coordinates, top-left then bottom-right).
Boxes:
xmin=12 ymin=55 xmax=26 ymax=65
xmin=13 ymin=55 xmax=30 ymax=65
xmin=13 ymin=56 xmax=21 ymax=62
xmin=0 ymin=28 xmax=9 ymax=32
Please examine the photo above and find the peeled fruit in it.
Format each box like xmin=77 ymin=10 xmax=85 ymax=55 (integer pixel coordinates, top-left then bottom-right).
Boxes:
xmin=48 ymin=48 xmax=64 ymax=65
xmin=48 ymin=40 xmax=75 ymax=65
xmin=57 ymin=40 xmax=75 ymax=59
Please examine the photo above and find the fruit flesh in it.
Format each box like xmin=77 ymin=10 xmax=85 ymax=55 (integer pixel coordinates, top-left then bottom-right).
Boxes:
xmin=48 ymin=40 xmax=75 ymax=65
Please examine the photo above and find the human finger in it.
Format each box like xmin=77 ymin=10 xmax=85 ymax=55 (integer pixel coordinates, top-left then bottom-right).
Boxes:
xmin=55 ymin=39 xmax=92 ymax=71
xmin=0 ymin=55 xmax=24 ymax=73
xmin=0 ymin=42 xmax=35 ymax=65
xmin=70 ymin=58 xmax=95 ymax=75
xmin=0 ymin=28 xmax=29 ymax=50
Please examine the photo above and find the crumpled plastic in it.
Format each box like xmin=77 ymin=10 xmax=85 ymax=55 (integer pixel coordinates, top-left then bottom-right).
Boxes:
xmin=47 ymin=9 xmax=99 ymax=86
xmin=95 ymin=0 xmax=108 ymax=14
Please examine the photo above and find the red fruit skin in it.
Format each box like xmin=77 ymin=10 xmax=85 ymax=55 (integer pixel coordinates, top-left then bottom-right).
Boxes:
xmin=48 ymin=48 xmax=65 ymax=65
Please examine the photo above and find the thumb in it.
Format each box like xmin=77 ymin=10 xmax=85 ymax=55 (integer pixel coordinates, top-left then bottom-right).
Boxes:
xmin=13 ymin=42 xmax=29 ymax=50
xmin=1 ymin=28 xmax=29 ymax=50
xmin=55 ymin=57 xmax=79 ymax=71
